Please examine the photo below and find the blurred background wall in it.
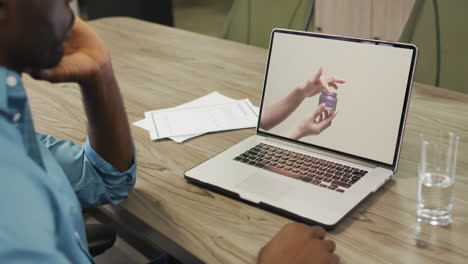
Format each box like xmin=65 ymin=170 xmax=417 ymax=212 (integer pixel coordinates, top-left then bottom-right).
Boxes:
xmin=75 ymin=0 xmax=468 ymax=92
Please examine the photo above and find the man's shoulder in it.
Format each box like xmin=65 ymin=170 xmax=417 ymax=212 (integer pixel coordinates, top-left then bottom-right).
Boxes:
xmin=0 ymin=116 xmax=56 ymax=218
xmin=0 ymin=114 xmax=36 ymax=176
xmin=0 ymin=121 xmax=68 ymax=262
xmin=0 ymin=112 xmax=24 ymax=146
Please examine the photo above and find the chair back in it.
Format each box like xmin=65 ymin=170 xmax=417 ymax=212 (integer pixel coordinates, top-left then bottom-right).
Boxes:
xmin=223 ymin=0 xmax=313 ymax=48
xmin=400 ymin=0 xmax=468 ymax=93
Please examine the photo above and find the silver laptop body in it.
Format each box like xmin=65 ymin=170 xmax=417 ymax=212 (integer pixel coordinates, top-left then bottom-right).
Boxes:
xmin=185 ymin=29 xmax=418 ymax=229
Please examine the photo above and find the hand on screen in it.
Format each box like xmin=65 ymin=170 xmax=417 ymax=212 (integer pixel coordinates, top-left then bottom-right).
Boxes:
xmin=291 ymin=104 xmax=337 ymax=140
xmin=259 ymin=68 xmax=344 ymax=132
xmin=300 ymin=67 xmax=345 ymax=98
xmin=257 ymin=223 xmax=339 ymax=264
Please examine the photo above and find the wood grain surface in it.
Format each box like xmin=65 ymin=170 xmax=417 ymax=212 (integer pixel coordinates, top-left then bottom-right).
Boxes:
xmin=24 ymin=17 xmax=468 ymax=264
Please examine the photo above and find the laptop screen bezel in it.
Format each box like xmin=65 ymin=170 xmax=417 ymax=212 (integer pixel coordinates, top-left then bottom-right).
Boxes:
xmin=256 ymin=29 xmax=418 ymax=169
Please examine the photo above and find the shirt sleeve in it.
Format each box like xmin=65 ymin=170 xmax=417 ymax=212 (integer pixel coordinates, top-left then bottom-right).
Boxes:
xmin=37 ymin=133 xmax=137 ymax=208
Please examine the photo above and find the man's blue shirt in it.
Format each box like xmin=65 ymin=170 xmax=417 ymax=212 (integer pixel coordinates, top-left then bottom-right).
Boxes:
xmin=0 ymin=67 xmax=137 ymax=263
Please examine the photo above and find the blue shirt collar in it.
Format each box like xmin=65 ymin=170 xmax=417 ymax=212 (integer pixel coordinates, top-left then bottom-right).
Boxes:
xmin=0 ymin=66 xmax=23 ymax=110
xmin=0 ymin=66 xmax=45 ymax=169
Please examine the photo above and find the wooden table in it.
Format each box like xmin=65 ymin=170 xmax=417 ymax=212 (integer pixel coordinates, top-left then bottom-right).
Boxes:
xmin=25 ymin=17 xmax=468 ymax=264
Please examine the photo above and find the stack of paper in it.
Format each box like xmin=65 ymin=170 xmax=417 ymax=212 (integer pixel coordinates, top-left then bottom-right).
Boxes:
xmin=134 ymin=92 xmax=260 ymax=143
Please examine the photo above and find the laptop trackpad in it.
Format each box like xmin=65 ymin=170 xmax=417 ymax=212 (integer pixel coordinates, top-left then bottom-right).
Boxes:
xmin=235 ymin=173 xmax=292 ymax=203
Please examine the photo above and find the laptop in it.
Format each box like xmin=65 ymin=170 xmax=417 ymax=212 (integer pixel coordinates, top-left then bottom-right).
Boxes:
xmin=185 ymin=29 xmax=418 ymax=229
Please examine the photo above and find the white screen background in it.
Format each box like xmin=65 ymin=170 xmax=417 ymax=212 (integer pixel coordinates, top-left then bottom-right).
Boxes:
xmin=260 ymin=32 xmax=414 ymax=164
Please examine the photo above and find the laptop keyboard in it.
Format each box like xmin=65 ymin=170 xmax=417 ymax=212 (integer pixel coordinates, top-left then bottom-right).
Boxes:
xmin=234 ymin=143 xmax=368 ymax=193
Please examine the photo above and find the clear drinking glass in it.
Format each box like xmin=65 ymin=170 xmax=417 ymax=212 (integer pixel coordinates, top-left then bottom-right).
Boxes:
xmin=418 ymin=132 xmax=460 ymax=226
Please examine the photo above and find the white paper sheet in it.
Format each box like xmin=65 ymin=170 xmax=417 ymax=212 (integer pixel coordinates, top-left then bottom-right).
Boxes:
xmin=166 ymin=92 xmax=237 ymax=142
xmin=133 ymin=118 xmax=152 ymax=130
xmin=133 ymin=92 xmax=259 ymax=142
xmin=145 ymin=99 xmax=258 ymax=140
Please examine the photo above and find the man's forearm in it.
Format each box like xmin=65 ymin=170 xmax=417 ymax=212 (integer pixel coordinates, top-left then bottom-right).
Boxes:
xmin=80 ymin=60 xmax=133 ymax=172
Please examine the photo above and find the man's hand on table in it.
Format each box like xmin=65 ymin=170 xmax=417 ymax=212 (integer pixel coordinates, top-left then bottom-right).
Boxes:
xmin=258 ymin=223 xmax=339 ymax=264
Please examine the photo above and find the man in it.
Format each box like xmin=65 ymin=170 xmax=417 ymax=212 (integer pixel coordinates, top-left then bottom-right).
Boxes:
xmin=0 ymin=1 xmax=338 ymax=263
xmin=0 ymin=0 xmax=136 ymax=262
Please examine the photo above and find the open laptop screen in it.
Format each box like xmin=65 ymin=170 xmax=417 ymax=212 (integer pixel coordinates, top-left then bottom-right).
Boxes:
xmin=258 ymin=30 xmax=417 ymax=166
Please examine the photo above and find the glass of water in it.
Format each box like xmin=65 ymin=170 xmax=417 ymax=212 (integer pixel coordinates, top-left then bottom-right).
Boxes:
xmin=418 ymin=132 xmax=460 ymax=226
